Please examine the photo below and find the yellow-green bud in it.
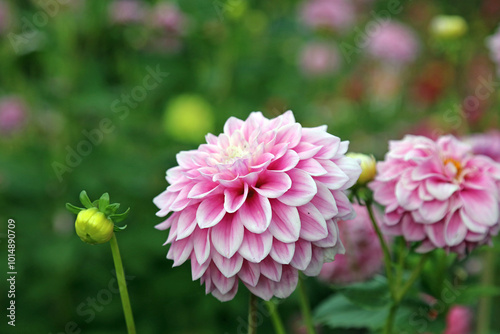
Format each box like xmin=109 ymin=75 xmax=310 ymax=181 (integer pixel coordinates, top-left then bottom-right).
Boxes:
xmin=75 ymin=208 xmax=114 ymax=245
xmin=429 ymin=15 xmax=468 ymax=39
xmin=347 ymin=153 xmax=377 ymax=185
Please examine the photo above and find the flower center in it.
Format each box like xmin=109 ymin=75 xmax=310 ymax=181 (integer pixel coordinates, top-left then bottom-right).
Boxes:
xmin=222 ymin=144 xmax=250 ymax=165
xmin=443 ymin=157 xmax=462 ymax=179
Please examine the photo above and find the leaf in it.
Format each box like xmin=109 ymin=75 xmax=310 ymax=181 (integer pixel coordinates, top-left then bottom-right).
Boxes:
xmin=340 ymin=275 xmax=390 ymax=309
xmin=114 ymin=224 xmax=128 ymax=232
xmin=454 ymin=285 xmax=500 ymax=305
xmin=109 ymin=207 xmax=130 ymax=223
xmin=79 ymin=190 xmax=93 ymax=209
xmin=98 ymin=193 xmax=110 ymax=212
xmin=65 ymin=203 xmax=84 ymax=215
xmin=105 ymin=203 xmax=120 ymax=215
xmin=314 ymin=294 xmax=388 ymax=330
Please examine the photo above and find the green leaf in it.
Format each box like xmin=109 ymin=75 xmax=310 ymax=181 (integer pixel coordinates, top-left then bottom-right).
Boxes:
xmin=98 ymin=192 xmax=110 ymax=212
xmin=454 ymin=285 xmax=500 ymax=305
xmin=314 ymin=294 xmax=388 ymax=330
xmin=79 ymin=190 xmax=93 ymax=209
xmin=105 ymin=203 xmax=120 ymax=216
xmin=114 ymin=224 xmax=128 ymax=232
xmin=340 ymin=275 xmax=390 ymax=310
xmin=109 ymin=207 xmax=130 ymax=223
xmin=65 ymin=203 xmax=84 ymax=215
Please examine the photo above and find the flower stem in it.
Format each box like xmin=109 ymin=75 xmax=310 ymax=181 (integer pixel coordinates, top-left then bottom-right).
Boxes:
xmin=265 ymin=300 xmax=286 ymax=334
xmin=248 ymin=293 xmax=257 ymax=334
xmin=477 ymin=248 xmax=494 ymax=334
xmin=298 ymin=275 xmax=316 ymax=334
xmin=110 ymin=234 xmax=136 ymax=334
xmin=396 ymin=254 xmax=429 ymax=304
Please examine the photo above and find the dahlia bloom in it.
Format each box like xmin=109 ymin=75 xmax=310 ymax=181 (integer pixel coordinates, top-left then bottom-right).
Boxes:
xmin=299 ymin=42 xmax=341 ymax=77
xmin=366 ymin=22 xmax=420 ymax=64
xmin=465 ymin=130 xmax=500 ymax=163
xmin=0 ymin=97 xmax=27 ymax=135
xmin=319 ymin=204 xmax=384 ymax=284
xmin=150 ymin=3 xmax=187 ymax=35
xmin=0 ymin=1 xmax=10 ymax=35
xmin=108 ymin=0 xmax=147 ymax=25
xmin=444 ymin=306 xmax=472 ymax=334
xmin=154 ymin=111 xmax=361 ymax=301
xmin=370 ymin=135 xmax=500 ymax=255
xmin=301 ymin=0 xmax=356 ymax=32
xmin=486 ymin=25 xmax=500 ymax=75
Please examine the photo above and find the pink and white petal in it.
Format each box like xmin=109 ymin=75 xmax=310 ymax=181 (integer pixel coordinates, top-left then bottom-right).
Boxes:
xmin=461 ymin=189 xmax=499 ymax=226
xmin=259 ymin=257 xmax=283 ymax=282
xmin=417 ymin=200 xmax=449 ymax=224
xmin=155 ymin=211 xmax=179 ymax=230
xmin=246 ymin=277 xmax=274 ymax=301
xmin=333 ymin=156 xmax=363 ymax=190
xmin=331 ymin=190 xmax=355 ymax=220
xmin=211 ymin=215 xmax=244 ymax=258
xmin=238 ymin=261 xmax=261 ymax=287
xmin=167 ymin=237 xmax=193 ymax=267
xmin=303 ymin=246 xmax=325 ymax=276
xmin=425 ymin=180 xmax=459 ymax=201
xmin=310 ymin=182 xmax=338 ymax=220
xmin=314 ymin=160 xmax=350 ymax=190
xmin=188 ymin=182 xmax=220 ymax=199
xmin=211 ymin=267 xmax=237 ymax=294
xmin=176 ymin=206 xmax=199 ymax=240
xmin=270 ymin=239 xmax=296 ymax=265
xmin=254 ymin=170 xmax=292 ymax=198
xmin=424 ymin=221 xmax=447 ymax=248
xmin=193 ymin=227 xmax=211 ymax=264
xmin=212 ymin=281 xmax=239 ymax=302
xmin=169 ymin=185 xmax=195 ymax=211
xmin=274 ymin=266 xmax=299 ymax=298
xmin=395 ymin=180 xmax=421 ymax=211
xmin=165 ymin=216 xmax=180 ymax=244
xmin=313 ymin=219 xmax=338 ymax=248
xmin=459 ymin=210 xmax=489 ymax=234
xmin=212 ymin=251 xmax=244 ymax=278
xmin=415 ymin=240 xmax=437 ymax=253
xmin=278 ymin=169 xmax=318 ymax=206
xmin=444 ymin=211 xmax=468 ymax=246
xmin=268 ymin=200 xmax=301 ymax=243
xmin=293 ymin=142 xmax=323 ymax=160
xmin=197 ymin=194 xmax=226 ymax=228
xmin=224 ymin=183 xmax=249 ymax=213
xmin=234 ymin=191 xmax=272 ymax=234
xmin=275 ymin=123 xmax=302 ymax=149
xmin=223 ymin=117 xmax=245 ymax=136
xmin=298 ymin=203 xmax=328 ymax=242
xmin=268 ymin=150 xmax=300 ymax=172
xmin=290 ymin=239 xmax=312 ymax=271
xmin=154 ymin=190 xmax=177 ymax=213
xmin=295 ymin=158 xmax=328 ymax=176
xmin=191 ymin=253 xmax=211 ymax=280
xmin=238 ymin=229 xmax=273 ymax=263
xmin=401 ymin=214 xmax=426 ymax=241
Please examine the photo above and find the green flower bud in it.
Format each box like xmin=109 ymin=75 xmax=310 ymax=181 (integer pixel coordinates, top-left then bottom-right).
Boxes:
xmin=429 ymin=15 xmax=468 ymax=39
xmin=75 ymin=208 xmax=114 ymax=245
xmin=347 ymin=153 xmax=377 ymax=185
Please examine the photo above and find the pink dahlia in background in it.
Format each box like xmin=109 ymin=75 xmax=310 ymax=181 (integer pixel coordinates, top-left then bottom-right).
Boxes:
xmin=0 ymin=1 xmax=11 ymax=34
xmin=0 ymin=96 xmax=27 ymax=136
xmin=150 ymin=2 xmax=187 ymax=35
xmin=370 ymin=135 xmax=500 ymax=255
xmin=301 ymin=0 xmax=356 ymax=32
xmin=299 ymin=42 xmax=341 ymax=77
xmin=366 ymin=22 xmax=420 ymax=64
xmin=486 ymin=25 xmax=500 ymax=75
xmin=154 ymin=111 xmax=361 ymax=301
xmin=108 ymin=0 xmax=147 ymax=25
xmin=465 ymin=130 xmax=500 ymax=163
xmin=444 ymin=306 xmax=472 ymax=334
xmin=319 ymin=204 xmax=384 ymax=284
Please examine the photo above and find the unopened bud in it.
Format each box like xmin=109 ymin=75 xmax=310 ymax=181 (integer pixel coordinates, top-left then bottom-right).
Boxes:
xmin=429 ymin=15 xmax=467 ymax=39
xmin=75 ymin=208 xmax=114 ymax=244
xmin=347 ymin=153 xmax=377 ymax=185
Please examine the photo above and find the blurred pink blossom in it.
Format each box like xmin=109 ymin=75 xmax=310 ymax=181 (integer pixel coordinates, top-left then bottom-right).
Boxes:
xmin=487 ymin=25 xmax=500 ymax=75
xmin=109 ymin=0 xmax=147 ymax=24
xmin=465 ymin=131 xmax=500 ymax=163
xmin=0 ymin=1 xmax=11 ymax=34
xmin=151 ymin=3 xmax=187 ymax=35
xmin=444 ymin=306 xmax=472 ymax=334
xmin=319 ymin=204 xmax=385 ymax=284
xmin=0 ymin=97 xmax=27 ymax=135
xmin=301 ymin=0 xmax=356 ymax=32
xmin=366 ymin=22 xmax=420 ymax=64
xmin=299 ymin=42 xmax=341 ymax=77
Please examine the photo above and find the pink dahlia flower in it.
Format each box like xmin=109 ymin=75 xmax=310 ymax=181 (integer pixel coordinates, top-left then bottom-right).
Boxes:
xmin=465 ymin=130 xmax=500 ymax=163
xmin=299 ymin=42 xmax=341 ymax=77
xmin=0 ymin=1 xmax=11 ymax=34
xmin=370 ymin=135 xmax=500 ymax=255
xmin=150 ymin=3 xmax=187 ymax=35
xmin=444 ymin=306 xmax=472 ymax=334
xmin=154 ymin=111 xmax=361 ymax=301
xmin=319 ymin=204 xmax=384 ymax=284
xmin=366 ymin=22 xmax=420 ymax=64
xmin=301 ymin=0 xmax=356 ymax=32
xmin=0 ymin=97 xmax=27 ymax=135
xmin=108 ymin=0 xmax=147 ymax=25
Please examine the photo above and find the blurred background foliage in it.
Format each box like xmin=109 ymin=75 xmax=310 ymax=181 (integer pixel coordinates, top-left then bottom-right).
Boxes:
xmin=0 ymin=0 xmax=499 ymax=333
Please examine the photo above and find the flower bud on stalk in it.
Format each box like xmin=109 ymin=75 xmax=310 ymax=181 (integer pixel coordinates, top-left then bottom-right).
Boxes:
xmin=346 ymin=153 xmax=377 ymax=185
xmin=66 ymin=191 xmax=129 ymax=245
xmin=429 ymin=15 xmax=467 ymax=39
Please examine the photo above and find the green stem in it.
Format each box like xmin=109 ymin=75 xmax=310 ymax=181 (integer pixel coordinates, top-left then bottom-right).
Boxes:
xmin=476 ymin=249 xmax=494 ymax=334
xmin=384 ymin=304 xmax=398 ymax=334
xmin=110 ymin=234 xmax=136 ymax=334
xmin=248 ymin=293 xmax=257 ymax=334
xmin=264 ymin=301 xmax=286 ymax=334
xmin=366 ymin=204 xmax=395 ymax=298
xmin=396 ymin=254 xmax=429 ymax=304
xmin=298 ymin=275 xmax=316 ymax=334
